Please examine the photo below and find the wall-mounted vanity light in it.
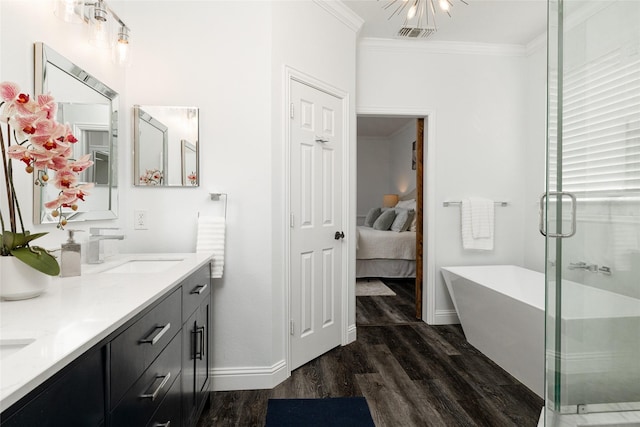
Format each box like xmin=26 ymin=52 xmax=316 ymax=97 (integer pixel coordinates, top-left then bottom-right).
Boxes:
xmin=53 ymin=0 xmax=132 ymax=66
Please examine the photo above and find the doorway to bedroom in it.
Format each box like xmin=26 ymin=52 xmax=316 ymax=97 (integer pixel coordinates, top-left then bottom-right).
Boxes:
xmin=355 ymin=115 xmax=425 ymax=319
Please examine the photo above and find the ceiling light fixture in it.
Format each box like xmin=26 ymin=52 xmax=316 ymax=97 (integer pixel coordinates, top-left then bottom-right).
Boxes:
xmin=382 ymin=0 xmax=469 ymax=39
xmin=53 ymin=0 xmax=132 ymax=66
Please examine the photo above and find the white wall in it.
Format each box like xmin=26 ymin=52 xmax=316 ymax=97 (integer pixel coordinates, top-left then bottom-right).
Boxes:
xmin=357 ymin=40 xmax=531 ymax=322
xmin=357 ymin=136 xmax=392 ymax=219
xmin=357 ymin=121 xmax=416 ymax=223
xmin=1 ymin=0 xmax=359 ymax=391
xmin=389 ymin=122 xmax=417 ymax=196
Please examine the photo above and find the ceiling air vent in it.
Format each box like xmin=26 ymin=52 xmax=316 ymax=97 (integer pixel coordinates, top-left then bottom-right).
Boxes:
xmin=397 ymin=26 xmax=436 ymax=39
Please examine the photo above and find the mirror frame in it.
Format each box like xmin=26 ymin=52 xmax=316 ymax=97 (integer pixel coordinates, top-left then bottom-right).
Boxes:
xmin=180 ymin=140 xmax=198 ymax=186
xmin=33 ymin=42 xmax=119 ymax=224
xmin=133 ymin=106 xmax=169 ymax=185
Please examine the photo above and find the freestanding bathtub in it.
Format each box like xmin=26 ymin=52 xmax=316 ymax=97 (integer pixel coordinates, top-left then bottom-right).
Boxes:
xmin=441 ymin=265 xmax=546 ymax=397
xmin=441 ymin=265 xmax=640 ymax=406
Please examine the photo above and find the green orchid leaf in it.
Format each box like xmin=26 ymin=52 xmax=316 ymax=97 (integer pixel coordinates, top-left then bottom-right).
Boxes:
xmin=14 ymin=232 xmax=49 ymax=247
xmin=2 ymin=231 xmax=48 ymax=250
xmin=1 ymin=231 xmax=17 ymax=250
xmin=10 ymin=246 xmax=60 ymax=276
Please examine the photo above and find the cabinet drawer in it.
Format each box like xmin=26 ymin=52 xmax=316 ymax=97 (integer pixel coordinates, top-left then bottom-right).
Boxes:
xmin=181 ymin=263 xmax=210 ymax=321
xmin=145 ymin=371 xmax=182 ymax=427
xmin=110 ymin=288 xmax=181 ymax=406
xmin=111 ymin=331 xmax=182 ymax=427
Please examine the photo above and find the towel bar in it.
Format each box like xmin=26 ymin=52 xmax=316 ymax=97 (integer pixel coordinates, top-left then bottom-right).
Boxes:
xmin=443 ymin=201 xmax=508 ymax=207
xmin=208 ymin=192 xmax=228 ymax=218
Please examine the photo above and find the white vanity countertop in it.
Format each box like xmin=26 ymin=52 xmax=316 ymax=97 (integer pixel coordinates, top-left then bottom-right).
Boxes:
xmin=0 ymin=252 xmax=214 ymax=412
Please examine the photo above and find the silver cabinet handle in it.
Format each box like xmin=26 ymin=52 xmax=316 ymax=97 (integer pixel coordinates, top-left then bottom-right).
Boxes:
xmin=139 ymin=323 xmax=171 ymax=345
xmin=315 ymin=136 xmax=329 ymax=143
xmin=539 ymin=191 xmax=577 ymax=238
xmin=190 ymin=284 xmax=208 ymax=295
xmin=192 ymin=324 xmax=206 ymax=361
xmin=197 ymin=325 xmax=205 ymax=360
xmin=153 ymin=422 xmax=171 ymax=427
xmin=140 ymin=372 xmax=171 ymax=401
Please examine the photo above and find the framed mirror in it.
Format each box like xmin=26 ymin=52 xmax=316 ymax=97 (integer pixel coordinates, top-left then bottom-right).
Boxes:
xmin=133 ymin=105 xmax=199 ymax=187
xmin=33 ymin=42 xmax=119 ymax=224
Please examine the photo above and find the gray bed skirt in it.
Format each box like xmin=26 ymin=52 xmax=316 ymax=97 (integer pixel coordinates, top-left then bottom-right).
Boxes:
xmin=356 ymin=259 xmax=416 ymax=279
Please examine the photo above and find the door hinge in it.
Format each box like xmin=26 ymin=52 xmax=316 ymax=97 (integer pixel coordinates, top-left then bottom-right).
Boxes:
xmin=290 ymin=213 xmax=294 ymax=228
xmin=290 ymin=320 xmax=295 ymax=336
xmin=290 ymin=103 xmax=294 ymax=119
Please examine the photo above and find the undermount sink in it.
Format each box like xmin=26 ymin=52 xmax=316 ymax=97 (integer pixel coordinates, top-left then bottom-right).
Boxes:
xmin=103 ymin=259 xmax=184 ymax=274
xmin=0 ymin=339 xmax=36 ymax=360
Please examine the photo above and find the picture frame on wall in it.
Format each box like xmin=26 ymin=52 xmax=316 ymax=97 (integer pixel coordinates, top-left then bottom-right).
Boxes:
xmin=412 ymin=140 xmax=416 ymax=170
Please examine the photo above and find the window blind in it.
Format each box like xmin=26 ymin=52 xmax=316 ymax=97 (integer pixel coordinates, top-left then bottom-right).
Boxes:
xmin=549 ymin=47 xmax=640 ymax=198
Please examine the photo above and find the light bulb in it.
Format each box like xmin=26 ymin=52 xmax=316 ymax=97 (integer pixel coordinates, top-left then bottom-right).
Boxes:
xmin=89 ymin=19 xmax=111 ymax=48
xmin=439 ymin=0 xmax=450 ymax=12
xmin=112 ymin=27 xmax=132 ymax=66
xmin=407 ymin=1 xmax=418 ymax=19
xmin=88 ymin=1 xmax=111 ymax=49
xmin=53 ymin=0 xmax=84 ymax=24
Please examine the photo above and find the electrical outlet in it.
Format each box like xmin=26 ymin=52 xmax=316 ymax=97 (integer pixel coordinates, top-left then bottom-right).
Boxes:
xmin=134 ymin=210 xmax=148 ymax=230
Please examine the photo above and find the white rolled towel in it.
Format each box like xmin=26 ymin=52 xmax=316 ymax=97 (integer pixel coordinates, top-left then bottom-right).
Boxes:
xmin=196 ymin=215 xmax=225 ymax=278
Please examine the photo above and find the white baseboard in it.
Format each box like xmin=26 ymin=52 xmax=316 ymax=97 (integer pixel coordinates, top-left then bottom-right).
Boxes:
xmin=211 ymin=359 xmax=288 ymax=391
xmin=433 ymin=309 xmax=460 ymax=325
xmin=346 ymin=323 xmax=357 ymax=344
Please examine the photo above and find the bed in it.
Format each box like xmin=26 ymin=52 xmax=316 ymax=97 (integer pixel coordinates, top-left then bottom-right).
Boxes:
xmin=356 ymin=226 xmax=416 ymax=278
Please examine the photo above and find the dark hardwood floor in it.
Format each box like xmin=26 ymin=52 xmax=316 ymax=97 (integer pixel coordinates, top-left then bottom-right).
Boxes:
xmin=199 ymin=279 xmax=543 ymax=426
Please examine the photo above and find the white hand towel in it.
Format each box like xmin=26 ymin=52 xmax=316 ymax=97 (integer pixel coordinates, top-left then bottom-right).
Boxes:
xmin=469 ymin=197 xmax=494 ymax=239
xmin=196 ymin=215 xmax=225 ymax=278
xmin=460 ymin=198 xmax=494 ymax=251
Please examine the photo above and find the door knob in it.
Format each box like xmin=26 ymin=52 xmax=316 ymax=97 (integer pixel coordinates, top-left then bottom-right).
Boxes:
xmin=334 ymin=231 xmax=345 ymax=240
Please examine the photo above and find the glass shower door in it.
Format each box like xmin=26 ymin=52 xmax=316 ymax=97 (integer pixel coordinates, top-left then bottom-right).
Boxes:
xmin=545 ymin=0 xmax=640 ymax=424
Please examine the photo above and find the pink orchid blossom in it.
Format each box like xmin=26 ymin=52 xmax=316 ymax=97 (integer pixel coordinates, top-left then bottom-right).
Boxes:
xmin=37 ymin=93 xmax=57 ymax=120
xmin=67 ymin=154 xmax=94 ymax=172
xmin=1 ymin=80 xmax=92 ymax=230
xmin=44 ymin=192 xmax=77 ymax=210
xmin=51 ymin=168 xmax=78 ymax=189
xmin=62 ymin=182 xmax=93 ymax=201
xmin=6 ymin=145 xmax=32 ymax=167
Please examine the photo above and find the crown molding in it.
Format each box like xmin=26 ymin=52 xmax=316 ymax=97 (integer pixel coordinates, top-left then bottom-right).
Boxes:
xmin=526 ymin=31 xmax=547 ymax=57
xmin=313 ymin=0 xmax=364 ymax=34
xmin=358 ymin=37 xmax=527 ymax=57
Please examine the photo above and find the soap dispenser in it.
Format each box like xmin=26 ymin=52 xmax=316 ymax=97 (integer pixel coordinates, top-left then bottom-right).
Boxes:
xmin=60 ymin=229 xmax=83 ymax=277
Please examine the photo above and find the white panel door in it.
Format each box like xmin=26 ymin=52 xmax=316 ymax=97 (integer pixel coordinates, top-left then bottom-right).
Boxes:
xmin=290 ymin=79 xmax=344 ymax=370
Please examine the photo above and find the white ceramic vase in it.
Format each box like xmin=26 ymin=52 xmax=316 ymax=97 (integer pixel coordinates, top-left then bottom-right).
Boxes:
xmin=0 ymin=256 xmax=51 ymax=301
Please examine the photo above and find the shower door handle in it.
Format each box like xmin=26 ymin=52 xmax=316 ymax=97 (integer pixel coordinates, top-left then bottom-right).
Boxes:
xmin=539 ymin=191 xmax=577 ymax=238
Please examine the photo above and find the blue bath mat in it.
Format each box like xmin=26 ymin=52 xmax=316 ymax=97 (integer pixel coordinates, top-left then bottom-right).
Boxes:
xmin=265 ymin=397 xmax=375 ymax=427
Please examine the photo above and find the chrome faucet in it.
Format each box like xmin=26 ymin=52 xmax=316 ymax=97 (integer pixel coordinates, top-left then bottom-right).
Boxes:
xmin=568 ymin=261 xmax=598 ymax=272
xmin=87 ymin=228 xmax=125 ymax=264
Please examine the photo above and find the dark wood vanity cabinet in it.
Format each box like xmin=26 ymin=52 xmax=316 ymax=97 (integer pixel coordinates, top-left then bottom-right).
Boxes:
xmin=0 ymin=262 xmax=212 ymax=427
xmin=181 ymin=264 xmax=212 ymax=427
xmin=0 ymin=346 xmax=106 ymax=427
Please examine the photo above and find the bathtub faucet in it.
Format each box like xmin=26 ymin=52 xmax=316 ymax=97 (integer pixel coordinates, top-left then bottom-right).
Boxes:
xmin=568 ymin=261 xmax=598 ymax=272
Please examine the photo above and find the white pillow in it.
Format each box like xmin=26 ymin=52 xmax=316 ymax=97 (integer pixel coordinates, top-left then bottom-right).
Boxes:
xmin=395 ymin=199 xmax=416 ymax=210
xmin=390 ymin=208 xmax=414 ymax=232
